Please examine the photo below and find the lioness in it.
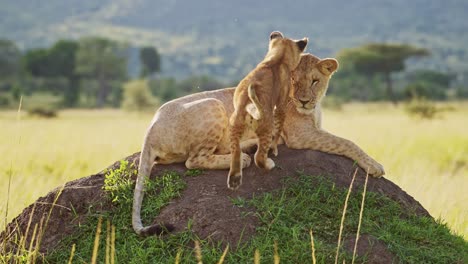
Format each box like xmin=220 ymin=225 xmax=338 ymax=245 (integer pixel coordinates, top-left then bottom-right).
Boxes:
xmin=132 ymin=54 xmax=385 ymax=236
xmin=228 ymin=31 xmax=308 ymax=190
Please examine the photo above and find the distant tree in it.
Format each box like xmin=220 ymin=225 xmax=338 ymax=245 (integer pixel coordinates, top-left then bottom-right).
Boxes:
xmin=22 ymin=48 xmax=52 ymax=77
xmin=338 ymin=43 xmax=429 ymax=104
xmin=22 ymin=40 xmax=80 ymax=106
xmin=139 ymin=46 xmax=161 ymax=78
xmin=0 ymin=39 xmax=21 ymax=80
xmin=75 ymin=37 xmax=127 ymax=107
xmin=48 ymin=40 xmax=79 ymax=106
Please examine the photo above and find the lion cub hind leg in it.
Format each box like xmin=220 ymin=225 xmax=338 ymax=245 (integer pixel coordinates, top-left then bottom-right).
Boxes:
xmin=228 ymin=109 xmax=247 ymax=190
xmin=270 ymin=107 xmax=287 ymax=157
xmin=254 ymin=113 xmax=276 ymax=171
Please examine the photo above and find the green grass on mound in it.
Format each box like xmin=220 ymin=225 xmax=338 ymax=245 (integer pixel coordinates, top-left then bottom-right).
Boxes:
xmin=40 ymin=162 xmax=468 ymax=263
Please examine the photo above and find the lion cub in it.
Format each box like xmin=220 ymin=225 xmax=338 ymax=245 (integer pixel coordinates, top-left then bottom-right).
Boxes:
xmin=228 ymin=31 xmax=308 ymax=190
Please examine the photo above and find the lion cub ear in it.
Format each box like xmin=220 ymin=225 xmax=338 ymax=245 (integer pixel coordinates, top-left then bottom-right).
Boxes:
xmin=270 ymin=31 xmax=284 ymax=40
xmin=318 ymin=58 xmax=339 ymax=76
xmin=296 ymin=38 xmax=308 ymax=52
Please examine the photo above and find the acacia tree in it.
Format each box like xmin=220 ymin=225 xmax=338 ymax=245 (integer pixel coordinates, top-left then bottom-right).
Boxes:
xmin=338 ymin=43 xmax=429 ymax=103
xmin=139 ymin=46 xmax=161 ymax=78
xmin=75 ymin=37 xmax=127 ymax=108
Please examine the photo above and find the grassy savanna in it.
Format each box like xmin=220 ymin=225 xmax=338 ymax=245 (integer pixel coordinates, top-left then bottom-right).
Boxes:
xmin=1 ymin=102 xmax=467 ymax=240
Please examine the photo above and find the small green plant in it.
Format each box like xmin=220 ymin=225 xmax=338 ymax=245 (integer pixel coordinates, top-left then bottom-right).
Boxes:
xmin=103 ymin=160 xmax=137 ymax=204
xmin=185 ymin=168 xmax=203 ymax=177
xmin=404 ymin=97 xmax=440 ymax=119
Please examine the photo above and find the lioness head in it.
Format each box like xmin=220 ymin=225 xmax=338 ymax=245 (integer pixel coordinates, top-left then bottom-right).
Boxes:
xmin=264 ymin=31 xmax=308 ymax=70
xmin=290 ymin=54 xmax=339 ymax=113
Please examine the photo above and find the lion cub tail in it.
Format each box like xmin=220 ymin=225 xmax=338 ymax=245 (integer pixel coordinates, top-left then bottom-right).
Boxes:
xmin=246 ymin=84 xmax=263 ymax=120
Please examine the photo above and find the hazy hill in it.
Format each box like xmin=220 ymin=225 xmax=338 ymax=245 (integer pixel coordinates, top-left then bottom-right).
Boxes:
xmin=1 ymin=0 xmax=467 ymax=81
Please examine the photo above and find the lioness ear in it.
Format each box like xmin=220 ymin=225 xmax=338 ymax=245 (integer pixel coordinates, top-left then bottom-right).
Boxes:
xmin=318 ymin=58 xmax=339 ymax=75
xmin=270 ymin=31 xmax=284 ymax=40
xmin=296 ymin=38 xmax=308 ymax=52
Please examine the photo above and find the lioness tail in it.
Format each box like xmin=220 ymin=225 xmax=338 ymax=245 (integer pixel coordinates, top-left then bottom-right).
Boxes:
xmin=132 ymin=141 xmax=175 ymax=236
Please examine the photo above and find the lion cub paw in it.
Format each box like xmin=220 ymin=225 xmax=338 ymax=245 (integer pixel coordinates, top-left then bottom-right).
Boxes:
xmin=227 ymin=171 xmax=242 ymax=190
xmin=265 ymin=158 xmax=275 ymax=171
xmin=241 ymin=153 xmax=252 ymax=168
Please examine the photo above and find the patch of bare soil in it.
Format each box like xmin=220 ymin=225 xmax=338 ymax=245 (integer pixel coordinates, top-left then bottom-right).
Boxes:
xmin=1 ymin=146 xmax=430 ymax=259
xmin=343 ymin=234 xmax=396 ymax=264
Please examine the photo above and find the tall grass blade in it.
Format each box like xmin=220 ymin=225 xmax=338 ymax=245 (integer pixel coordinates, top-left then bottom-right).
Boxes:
xmin=352 ymin=170 xmax=369 ymax=264
xmin=67 ymin=243 xmax=76 ymax=264
xmin=274 ymin=241 xmax=280 ymax=264
xmin=12 ymin=223 xmax=22 ymax=262
xmin=106 ymin=219 xmax=110 ymax=264
xmin=254 ymin=249 xmax=260 ymax=264
xmin=111 ymin=225 xmax=115 ymax=264
xmin=35 ymin=185 xmax=65 ymax=254
xmin=91 ymin=217 xmax=103 ymax=264
xmin=217 ymin=244 xmax=229 ymax=264
xmin=31 ymin=216 xmax=44 ymax=264
xmin=334 ymin=168 xmax=357 ymax=264
xmin=175 ymin=248 xmax=182 ymax=264
xmin=22 ymin=203 xmax=37 ymax=252
xmin=194 ymin=240 xmax=202 ymax=264
xmin=310 ymin=229 xmax=316 ymax=264
xmin=27 ymin=223 xmax=38 ymax=263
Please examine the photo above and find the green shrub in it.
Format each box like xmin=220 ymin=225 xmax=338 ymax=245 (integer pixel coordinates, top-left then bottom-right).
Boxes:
xmin=122 ymin=79 xmax=159 ymax=112
xmin=27 ymin=106 xmax=58 ymax=118
xmin=103 ymin=160 xmax=137 ymax=204
xmin=404 ymin=82 xmax=447 ymax=100
xmin=404 ymin=97 xmax=440 ymax=119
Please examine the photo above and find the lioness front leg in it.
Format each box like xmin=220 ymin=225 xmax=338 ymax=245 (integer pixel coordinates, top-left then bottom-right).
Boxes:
xmin=186 ymin=152 xmax=251 ymax=170
xmin=287 ymin=129 xmax=385 ymax=177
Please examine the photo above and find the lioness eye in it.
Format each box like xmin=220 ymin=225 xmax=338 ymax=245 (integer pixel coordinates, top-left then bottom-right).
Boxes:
xmin=312 ymin=80 xmax=319 ymax=85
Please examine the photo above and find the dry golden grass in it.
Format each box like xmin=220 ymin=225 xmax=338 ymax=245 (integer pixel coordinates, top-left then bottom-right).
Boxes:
xmin=0 ymin=103 xmax=467 ymax=238
xmin=0 ymin=110 xmax=149 ymax=229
